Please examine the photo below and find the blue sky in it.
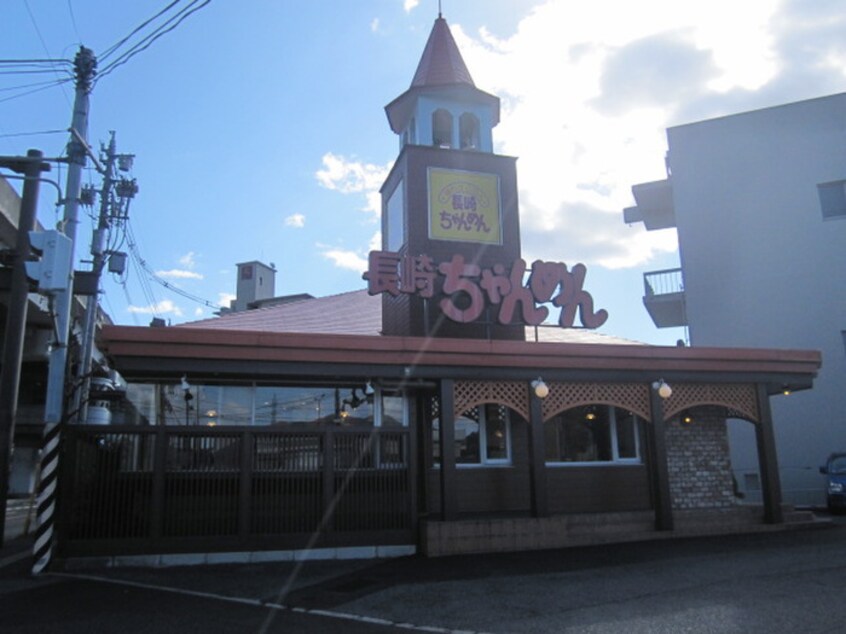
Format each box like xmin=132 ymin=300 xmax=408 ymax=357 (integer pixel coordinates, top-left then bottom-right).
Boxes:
xmin=2 ymin=0 xmax=845 ymax=345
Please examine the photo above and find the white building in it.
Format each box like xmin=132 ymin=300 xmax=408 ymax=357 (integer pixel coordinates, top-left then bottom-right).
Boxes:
xmin=625 ymin=92 xmax=846 ymax=506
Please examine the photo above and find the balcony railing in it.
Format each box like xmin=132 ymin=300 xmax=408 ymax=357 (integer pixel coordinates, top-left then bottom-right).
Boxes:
xmin=642 ymin=268 xmax=687 ymax=328
xmin=643 ymin=268 xmax=684 ymax=296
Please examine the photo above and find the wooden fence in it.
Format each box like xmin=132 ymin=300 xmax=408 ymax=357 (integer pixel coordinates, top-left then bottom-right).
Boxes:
xmin=58 ymin=425 xmax=416 ymax=558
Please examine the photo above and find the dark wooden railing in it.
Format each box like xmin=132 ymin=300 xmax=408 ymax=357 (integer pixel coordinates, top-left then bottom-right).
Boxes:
xmin=58 ymin=425 xmax=415 ymax=558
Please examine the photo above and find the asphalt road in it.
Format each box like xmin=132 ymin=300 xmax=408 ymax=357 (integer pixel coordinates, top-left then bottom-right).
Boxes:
xmin=2 ymin=515 xmax=845 ymax=633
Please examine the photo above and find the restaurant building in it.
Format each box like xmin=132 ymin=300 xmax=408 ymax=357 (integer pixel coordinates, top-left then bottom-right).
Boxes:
xmin=59 ymin=15 xmax=821 ymax=565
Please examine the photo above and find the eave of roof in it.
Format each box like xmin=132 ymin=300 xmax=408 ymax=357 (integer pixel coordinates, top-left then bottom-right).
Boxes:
xmin=100 ymin=324 xmax=821 ymax=391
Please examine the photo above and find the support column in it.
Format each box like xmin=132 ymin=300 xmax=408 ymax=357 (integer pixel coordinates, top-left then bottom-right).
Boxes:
xmin=755 ymin=384 xmax=783 ymax=524
xmin=527 ymin=386 xmax=548 ymax=517
xmin=649 ymin=388 xmax=673 ymax=531
xmin=438 ymin=379 xmax=458 ymax=520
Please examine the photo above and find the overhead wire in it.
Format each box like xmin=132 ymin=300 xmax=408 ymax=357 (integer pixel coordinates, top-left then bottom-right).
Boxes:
xmin=66 ymin=0 xmax=83 ymax=44
xmin=0 ymin=77 xmax=73 ymax=105
xmin=125 ymin=216 xmax=222 ymax=310
xmin=22 ymin=0 xmax=73 ymax=106
xmin=99 ymin=0 xmax=182 ymax=62
xmin=95 ymin=0 xmax=211 ymax=86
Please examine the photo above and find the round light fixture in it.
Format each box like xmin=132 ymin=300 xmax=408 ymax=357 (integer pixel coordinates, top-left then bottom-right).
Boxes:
xmin=531 ymin=378 xmax=549 ymax=399
xmin=652 ymin=379 xmax=672 ymax=399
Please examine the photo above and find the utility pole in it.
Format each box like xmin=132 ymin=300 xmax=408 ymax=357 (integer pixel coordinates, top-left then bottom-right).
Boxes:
xmin=0 ymin=150 xmax=50 ymax=546
xmin=73 ymin=131 xmax=135 ymax=424
xmin=32 ymin=46 xmax=96 ymax=575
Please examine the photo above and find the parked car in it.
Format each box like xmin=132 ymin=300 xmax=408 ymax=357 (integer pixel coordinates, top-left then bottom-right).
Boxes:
xmin=819 ymin=453 xmax=846 ymax=512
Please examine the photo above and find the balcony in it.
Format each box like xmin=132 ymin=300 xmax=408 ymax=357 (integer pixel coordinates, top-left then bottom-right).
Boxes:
xmin=643 ymin=268 xmax=687 ymax=328
xmin=624 ymin=178 xmax=676 ymax=230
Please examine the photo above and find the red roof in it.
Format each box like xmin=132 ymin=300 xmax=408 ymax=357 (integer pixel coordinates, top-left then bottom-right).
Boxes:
xmin=410 ymin=16 xmax=475 ymax=88
xmin=179 ymin=289 xmax=382 ymax=336
xmin=178 ymin=288 xmax=642 ymax=345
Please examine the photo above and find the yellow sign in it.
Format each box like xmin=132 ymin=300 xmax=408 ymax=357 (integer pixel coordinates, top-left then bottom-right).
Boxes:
xmin=428 ymin=168 xmax=501 ymax=244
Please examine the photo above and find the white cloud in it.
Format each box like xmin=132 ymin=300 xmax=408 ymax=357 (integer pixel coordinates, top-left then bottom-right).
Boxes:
xmin=194 ymin=307 xmax=204 ymax=317
xmin=315 ymin=152 xmax=391 ymax=219
xmin=318 ymin=245 xmax=368 ymax=273
xmin=371 ymin=18 xmax=380 ymax=33
xmin=156 ymin=269 xmax=204 ymax=280
xmin=441 ymin=0 xmax=789 ymax=269
xmin=178 ymin=252 xmax=197 ymax=268
xmin=218 ymin=292 xmax=236 ymax=307
xmin=285 ymin=213 xmax=305 ymax=228
xmin=317 ymin=0 xmax=843 ymax=273
xmin=128 ymin=300 xmax=183 ymax=317
xmin=403 ymin=0 xmax=419 ymax=13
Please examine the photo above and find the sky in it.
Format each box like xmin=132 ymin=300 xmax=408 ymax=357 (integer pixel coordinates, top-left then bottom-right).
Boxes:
xmin=2 ymin=0 xmax=845 ymax=346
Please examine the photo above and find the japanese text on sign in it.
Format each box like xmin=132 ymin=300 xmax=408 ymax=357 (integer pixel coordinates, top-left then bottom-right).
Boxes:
xmin=363 ymin=251 xmax=608 ymax=329
xmin=428 ymin=168 xmax=502 ymax=245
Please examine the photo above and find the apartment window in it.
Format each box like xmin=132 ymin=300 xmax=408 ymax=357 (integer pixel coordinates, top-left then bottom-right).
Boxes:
xmin=544 ymin=405 xmax=642 ymax=465
xmin=817 ymin=180 xmax=846 ymax=219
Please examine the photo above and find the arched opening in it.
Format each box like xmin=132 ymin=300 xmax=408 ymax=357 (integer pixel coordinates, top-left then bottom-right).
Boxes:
xmin=432 ymin=109 xmax=453 ymax=148
xmin=459 ymin=112 xmax=480 ymax=150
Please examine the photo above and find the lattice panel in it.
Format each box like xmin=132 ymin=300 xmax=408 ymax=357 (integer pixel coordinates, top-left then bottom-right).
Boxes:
xmin=454 ymin=380 xmax=529 ymax=420
xmin=662 ymin=383 xmax=758 ymax=423
xmin=542 ymin=382 xmax=651 ymax=422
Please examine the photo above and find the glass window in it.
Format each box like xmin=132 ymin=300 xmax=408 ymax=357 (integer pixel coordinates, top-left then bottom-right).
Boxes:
xmin=818 ymin=180 xmax=846 ymax=220
xmin=615 ymin=410 xmax=640 ymax=459
xmin=196 ymin=385 xmax=253 ymax=426
xmin=119 ymin=381 xmax=400 ymax=428
xmin=545 ymin=406 xmax=642 ymax=465
xmin=484 ymin=404 xmax=509 ymax=462
xmin=455 ymin=412 xmax=481 ymax=464
xmin=255 ymin=386 xmax=342 ymax=425
xmin=433 ymin=404 xmax=512 ymax=467
xmin=386 ymin=181 xmax=405 ymax=252
xmin=380 ymin=392 xmax=406 ymax=427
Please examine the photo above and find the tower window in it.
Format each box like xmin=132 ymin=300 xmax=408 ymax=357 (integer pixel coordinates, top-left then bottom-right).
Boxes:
xmin=818 ymin=180 xmax=846 ymax=219
xmin=459 ymin=113 xmax=480 ymax=150
xmin=241 ymin=265 xmax=253 ymax=280
xmin=432 ymin=109 xmax=452 ymax=148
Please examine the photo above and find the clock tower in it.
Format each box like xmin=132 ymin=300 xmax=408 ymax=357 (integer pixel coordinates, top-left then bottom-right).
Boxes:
xmin=378 ymin=14 xmax=524 ymax=340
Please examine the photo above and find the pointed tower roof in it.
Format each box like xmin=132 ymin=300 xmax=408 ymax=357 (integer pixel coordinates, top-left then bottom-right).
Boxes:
xmin=410 ymin=15 xmax=475 ymax=88
xmin=385 ymin=15 xmax=500 ymax=135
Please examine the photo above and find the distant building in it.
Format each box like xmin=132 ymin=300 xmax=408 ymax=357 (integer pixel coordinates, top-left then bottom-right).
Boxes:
xmin=625 ymin=92 xmax=846 ymax=505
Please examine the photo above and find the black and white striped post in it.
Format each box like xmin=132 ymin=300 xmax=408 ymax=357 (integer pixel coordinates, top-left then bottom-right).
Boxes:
xmin=32 ymin=421 xmax=62 ymax=574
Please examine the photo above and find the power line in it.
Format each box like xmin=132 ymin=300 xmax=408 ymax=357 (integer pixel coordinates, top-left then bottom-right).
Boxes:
xmin=0 ymin=78 xmax=73 ymax=105
xmin=0 ymin=77 xmax=72 ymax=94
xmin=0 ymin=59 xmax=74 ymax=65
xmin=23 ymin=0 xmax=73 ymax=106
xmin=66 ymin=0 xmax=83 ymax=44
xmin=95 ymin=0 xmax=211 ymax=85
xmin=124 ymin=218 xmax=222 ymax=310
xmin=0 ymin=129 xmax=66 ymax=139
xmin=99 ymin=0 xmax=182 ymax=62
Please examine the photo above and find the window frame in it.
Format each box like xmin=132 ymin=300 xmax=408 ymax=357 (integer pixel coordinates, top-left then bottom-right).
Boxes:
xmin=544 ymin=405 xmax=643 ymax=467
xmin=434 ymin=403 xmax=513 ymax=469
